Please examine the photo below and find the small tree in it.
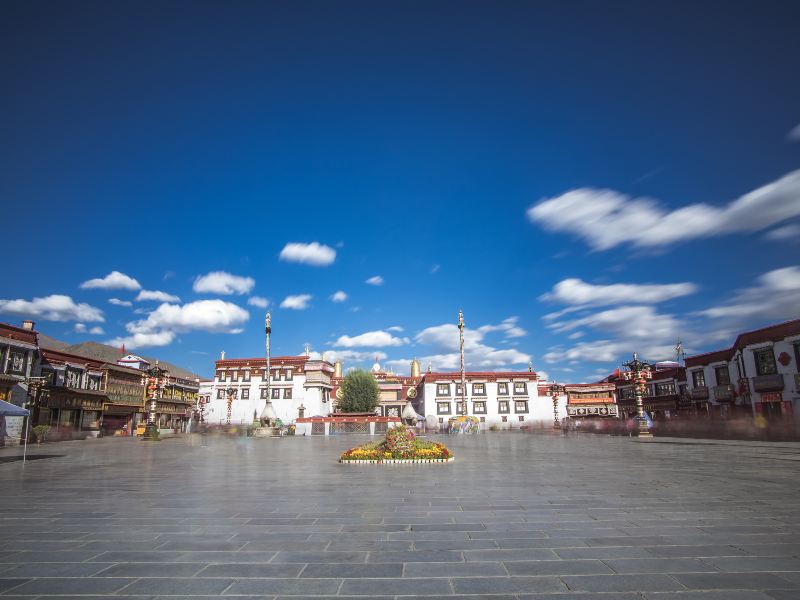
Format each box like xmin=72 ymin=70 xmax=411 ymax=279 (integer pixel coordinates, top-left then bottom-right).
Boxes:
xmin=338 ymin=369 xmax=380 ymax=413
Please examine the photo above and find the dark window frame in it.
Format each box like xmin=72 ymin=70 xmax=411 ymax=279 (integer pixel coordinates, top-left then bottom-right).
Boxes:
xmin=437 ymin=401 xmax=452 ymax=415
xmin=242 ymin=370 xmax=251 ymax=382
xmin=497 ymin=382 xmax=509 ymax=396
xmin=437 ymin=383 xmax=450 ymax=397
xmin=714 ymin=365 xmax=731 ymax=386
xmin=284 ymin=388 xmax=292 ymax=399
xmin=513 ymin=382 xmax=527 ymax=395
xmin=514 ymin=400 xmax=529 ymax=414
xmin=691 ymin=370 xmax=706 ymax=387
xmin=472 ymin=383 xmax=486 ymax=396
xmin=753 ymin=348 xmax=778 ymax=376
xmin=271 ymin=387 xmax=280 ymax=399
xmin=498 ymin=400 xmax=510 ymax=414
xmin=241 ymin=388 xmax=250 ymax=400
xmin=473 ymin=400 xmax=486 ymax=414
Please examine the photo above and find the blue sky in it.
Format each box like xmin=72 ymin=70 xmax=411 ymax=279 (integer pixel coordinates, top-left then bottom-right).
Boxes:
xmin=1 ymin=1 xmax=799 ymax=380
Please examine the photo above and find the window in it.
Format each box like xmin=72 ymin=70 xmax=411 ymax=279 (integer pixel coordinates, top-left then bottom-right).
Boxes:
xmin=655 ymin=382 xmax=676 ymax=396
xmin=242 ymin=370 xmax=251 ymax=382
xmin=65 ymin=368 xmax=82 ymax=388
xmin=513 ymin=382 xmax=527 ymax=395
xmin=437 ymin=401 xmax=451 ymax=415
xmin=479 ymin=416 xmax=485 ymax=423
xmin=473 ymin=401 xmax=486 ymax=414
xmin=621 ymin=387 xmax=635 ymax=399
xmin=41 ymin=369 xmax=55 ymax=385
xmin=218 ymin=370 xmax=226 ymax=381
xmin=518 ymin=415 xmax=525 ymax=422
xmin=241 ymin=388 xmax=250 ymax=400
xmin=284 ymin=388 xmax=292 ymax=399
xmin=753 ymin=348 xmax=777 ymax=376
xmin=472 ymin=383 xmax=486 ymax=396
xmin=260 ymin=388 xmax=267 ymax=399
xmin=715 ymin=366 xmax=731 ymax=386
xmin=285 ymin=369 xmax=293 ymax=381
xmin=437 ymin=383 xmax=450 ymax=396
xmin=498 ymin=382 xmax=509 ymax=396
xmin=8 ymin=350 xmax=26 ymax=375
xmin=456 ymin=401 xmax=467 ymax=415
xmin=272 ymin=369 xmax=280 ymax=381
xmin=498 ymin=400 xmax=510 ymax=414
xmin=514 ymin=400 xmax=528 ymax=413
xmin=501 ymin=416 xmax=508 ymax=422
xmin=271 ymin=388 xmax=280 ymax=399
xmin=438 ymin=417 xmax=444 ymax=424
xmin=217 ymin=389 xmax=224 ymax=399
xmin=691 ymin=370 xmax=706 ymax=387
xmin=455 ymin=383 xmax=464 ymax=396
xmin=88 ymin=376 xmax=101 ymax=391
xmin=230 ymin=371 xmax=238 ymax=382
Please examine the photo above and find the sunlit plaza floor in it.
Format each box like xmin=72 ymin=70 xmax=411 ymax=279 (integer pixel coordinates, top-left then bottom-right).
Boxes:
xmin=2 ymin=432 xmax=800 ymax=599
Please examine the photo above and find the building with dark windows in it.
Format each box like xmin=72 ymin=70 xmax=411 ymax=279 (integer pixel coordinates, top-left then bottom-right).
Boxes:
xmin=685 ymin=319 xmax=800 ymax=421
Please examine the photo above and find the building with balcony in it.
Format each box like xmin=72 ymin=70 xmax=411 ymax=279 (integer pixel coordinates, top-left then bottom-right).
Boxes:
xmin=612 ymin=364 xmax=689 ymax=420
xmin=685 ymin=319 xmax=800 ymax=421
xmin=565 ymin=383 xmax=617 ymax=419
xmin=0 ymin=320 xmax=39 ymax=445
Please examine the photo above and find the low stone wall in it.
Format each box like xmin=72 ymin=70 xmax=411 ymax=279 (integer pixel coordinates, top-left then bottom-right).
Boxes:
xmin=295 ymin=414 xmax=401 ymax=436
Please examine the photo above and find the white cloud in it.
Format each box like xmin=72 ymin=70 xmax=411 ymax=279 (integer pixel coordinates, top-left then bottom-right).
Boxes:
xmin=366 ymin=275 xmax=384 ymax=286
xmin=789 ymin=123 xmax=800 ymax=142
xmin=193 ymin=271 xmax=255 ymax=295
xmin=387 ymin=326 xmax=404 ymax=332
xmin=764 ymin=223 xmax=800 ymax=241
xmin=109 ymin=299 xmax=249 ymax=349
xmin=698 ymin=266 xmax=800 ymax=321
xmin=333 ymin=330 xmax=410 ymax=348
xmin=541 ymin=278 xmax=698 ymax=305
xmin=74 ymin=323 xmax=87 ymax=333
xmin=89 ymin=326 xmax=105 ymax=335
xmin=136 ymin=290 xmax=181 ymax=303
xmin=568 ymin=331 xmax=584 ymax=340
xmin=109 ymin=298 xmax=133 ymax=307
xmin=80 ymin=271 xmax=141 ymax=291
xmin=330 ymin=291 xmax=348 ymax=303
xmin=109 ymin=331 xmax=176 ymax=349
xmin=75 ymin=323 xmax=104 ymax=335
xmin=547 ymin=305 xmax=684 ymax=341
xmin=0 ymin=294 xmax=104 ymax=322
xmin=248 ymin=296 xmax=269 ymax=308
xmin=279 ymin=242 xmax=336 ymax=266
xmin=280 ymin=294 xmax=312 ymax=310
xmin=527 ymin=169 xmax=800 ymax=250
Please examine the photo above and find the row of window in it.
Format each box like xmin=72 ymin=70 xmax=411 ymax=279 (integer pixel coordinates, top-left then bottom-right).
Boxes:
xmin=691 ymin=365 xmax=732 ymax=388
xmin=436 ymin=382 xmax=528 ymax=396
xmin=436 ymin=399 xmax=529 ymax=415
xmin=437 ymin=415 xmax=526 ymax=423
xmin=217 ymin=369 xmax=293 ymax=382
xmin=1 ymin=348 xmax=28 ymax=375
xmin=40 ymin=367 xmax=102 ymax=391
xmin=216 ymin=387 xmax=293 ymax=400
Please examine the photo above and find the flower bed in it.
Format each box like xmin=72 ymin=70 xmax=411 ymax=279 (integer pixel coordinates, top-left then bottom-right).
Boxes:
xmin=340 ymin=425 xmax=454 ymax=463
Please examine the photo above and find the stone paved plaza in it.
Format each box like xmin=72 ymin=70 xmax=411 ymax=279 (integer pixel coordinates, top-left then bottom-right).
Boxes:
xmin=2 ymin=433 xmax=800 ymax=600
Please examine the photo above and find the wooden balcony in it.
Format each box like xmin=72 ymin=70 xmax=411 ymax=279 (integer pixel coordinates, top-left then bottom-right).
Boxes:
xmin=752 ymin=374 xmax=785 ymax=393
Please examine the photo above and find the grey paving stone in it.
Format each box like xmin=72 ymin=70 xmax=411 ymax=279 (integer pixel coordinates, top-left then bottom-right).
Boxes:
xmin=703 ymin=556 xmax=800 ymax=572
xmin=339 ymin=577 xmax=453 ymax=595
xmin=0 ymin=579 xmax=30 ymax=594
xmin=451 ymin=575 xmax=566 ymax=593
xmin=561 ymin=574 xmax=685 ymax=592
xmin=0 ymin=562 xmax=113 ymax=577
xmin=464 ymin=548 xmax=561 ymax=561
xmin=271 ymin=550 xmax=367 ymax=563
xmin=301 ymin=563 xmax=402 ymax=578
xmin=7 ymin=577 xmax=135 ymax=595
xmin=671 ymin=572 xmax=799 ymax=590
xmin=120 ymin=577 xmax=234 ymax=595
xmin=505 ymin=559 xmax=614 ymax=575
xmin=93 ymin=562 xmax=208 ymax=577
xmin=555 ymin=546 xmax=658 ymax=559
xmin=225 ymin=577 xmax=342 ymax=595
xmin=643 ymin=592 xmax=776 ymax=600
xmin=367 ymin=550 xmax=464 ymax=563
xmin=197 ymin=563 xmax=304 ymax=577
xmin=604 ymin=558 xmax=720 ymax=573
xmin=403 ymin=561 xmax=507 ymax=577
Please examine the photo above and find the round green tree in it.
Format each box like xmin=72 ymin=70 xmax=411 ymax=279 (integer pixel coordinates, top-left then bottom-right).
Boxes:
xmin=338 ymin=369 xmax=380 ymax=413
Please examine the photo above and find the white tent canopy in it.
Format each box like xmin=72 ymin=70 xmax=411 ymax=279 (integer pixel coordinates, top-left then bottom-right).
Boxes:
xmin=0 ymin=399 xmax=30 ymax=463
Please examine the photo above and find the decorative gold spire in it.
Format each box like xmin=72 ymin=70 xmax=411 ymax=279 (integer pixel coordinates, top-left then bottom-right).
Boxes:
xmin=410 ymin=357 xmax=421 ymax=378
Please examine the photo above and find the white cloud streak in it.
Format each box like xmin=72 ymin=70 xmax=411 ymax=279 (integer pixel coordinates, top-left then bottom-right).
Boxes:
xmin=330 ymin=291 xmax=348 ymax=303
xmin=0 ymin=294 xmax=104 ymax=322
xmin=193 ymin=271 xmax=255 ymax=295
xmin=80 ymin=271 xmax=141 ymax=291
xmin=109 ymin=298 xmax=133 ymax=307
xmin=541 ymin=278 xmax=698 ymax=305
xmin=366 ymin=275 xmax=384 ymax=286
xmin=280 ymin=294 xmax=312 ymax=310
xmin=247 ymin=296 xmax=269 ymax=308
xmin=333 ymin=330 xmax=410 ymax=348
xmin=279 ymin=242 xmax=336 ymax=266
xmin=136 ymin=290 xmax=181 ymax=303
xmin=527 ymin=169 xmax=800 ymax=250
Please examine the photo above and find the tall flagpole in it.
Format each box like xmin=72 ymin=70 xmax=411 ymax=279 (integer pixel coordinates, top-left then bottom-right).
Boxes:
xmin=260 ymin=311 xmax=276 ymax=426
xmin=458 ymin=309 xmax=466 ymax=415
